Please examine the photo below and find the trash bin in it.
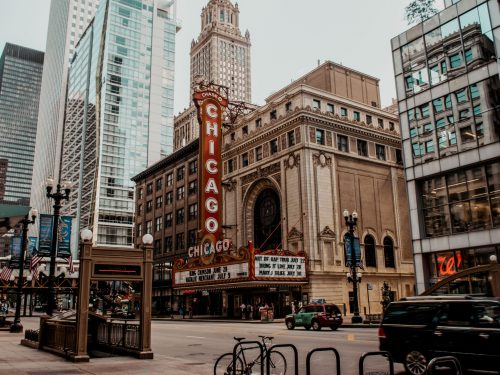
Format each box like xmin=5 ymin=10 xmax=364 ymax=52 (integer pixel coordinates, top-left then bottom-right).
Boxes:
xmin=259 ymin=307 xmax=268 ymax=321
xmin=267 ymin=309 xmax=274 ymax=322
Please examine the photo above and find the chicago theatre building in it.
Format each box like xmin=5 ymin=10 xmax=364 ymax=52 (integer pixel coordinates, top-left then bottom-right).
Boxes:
xmin=133 ymin=61 xmax=415 ymax=318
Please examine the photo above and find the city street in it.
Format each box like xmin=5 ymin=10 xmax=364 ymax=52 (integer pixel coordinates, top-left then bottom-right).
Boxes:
xmin=0 ymin=317 xmax=404 ymax=374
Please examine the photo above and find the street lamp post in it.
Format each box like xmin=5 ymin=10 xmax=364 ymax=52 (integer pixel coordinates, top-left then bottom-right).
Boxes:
xmin=10 ymin=209 xmax=38 ymax=333
xmin=343 ymin=209 xmax=363 ymax=324
xmin=45 ymin=177 xmax=72 ymax=316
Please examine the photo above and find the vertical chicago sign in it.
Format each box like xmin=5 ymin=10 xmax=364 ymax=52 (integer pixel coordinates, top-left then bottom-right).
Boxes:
xmin=193 ymin=85 xmax=229 ymax=260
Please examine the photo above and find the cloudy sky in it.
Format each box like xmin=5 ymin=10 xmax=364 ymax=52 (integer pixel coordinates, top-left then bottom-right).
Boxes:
xmin=0 ymin=0 xmax=443 ymax=114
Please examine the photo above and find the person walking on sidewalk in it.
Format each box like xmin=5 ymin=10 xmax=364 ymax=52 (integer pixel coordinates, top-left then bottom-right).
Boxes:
xmin=240 ymin=302 xmax=246 ymax=319
xmin=247 ymin=304 xmax=253 ymax=320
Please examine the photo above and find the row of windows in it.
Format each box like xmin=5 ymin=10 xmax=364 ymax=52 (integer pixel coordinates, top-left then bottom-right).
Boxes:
xmin=140 ymin=204 xmax=198 ymax=234
xmin=139 ymin=160 xmax=198 ymax=198
xmin=355 ymin=235 xmax=396 ymax=268
xmin=151 ymin=229 xmax=198 ymax=254
xmin=420 ymin=161 xmax=500 ymax=237
xmin=138 ymin=181 xmax=197 ymax=214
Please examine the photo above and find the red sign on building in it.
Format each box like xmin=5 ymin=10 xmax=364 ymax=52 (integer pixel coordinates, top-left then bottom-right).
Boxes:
xmin=193 ymin=87 xmax=229 ymax=257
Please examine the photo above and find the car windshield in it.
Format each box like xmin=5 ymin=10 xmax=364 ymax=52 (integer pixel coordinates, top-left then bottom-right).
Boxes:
xmin=325 ymin=305 xmax=340 ymax=314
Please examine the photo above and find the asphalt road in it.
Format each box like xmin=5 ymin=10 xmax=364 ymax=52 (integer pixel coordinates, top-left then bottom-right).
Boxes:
xmin=151 ymin=320 xmax=406 ymax=374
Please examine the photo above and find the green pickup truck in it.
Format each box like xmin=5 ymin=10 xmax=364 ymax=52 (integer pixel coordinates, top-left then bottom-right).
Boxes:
xmin=285 ymin=303 xmax=343 ymax=331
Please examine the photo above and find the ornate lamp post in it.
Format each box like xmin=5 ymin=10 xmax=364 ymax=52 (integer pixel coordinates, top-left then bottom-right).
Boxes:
xmin=343 ymin=209 xmax=363 ymax=324
xmin=10 ymin=209 xmax=37 ymax=333
xmin=45 ymin=177 xmax=72 ymax=316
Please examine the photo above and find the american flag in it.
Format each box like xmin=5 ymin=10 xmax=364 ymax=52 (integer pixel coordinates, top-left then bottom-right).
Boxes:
xmin=30 ymin=255 xmax=43 ymax=281
xmin=65 ymin=255 xmax=75 ymax=274
xmin=0 ymin=267 xmax=13 ymax=281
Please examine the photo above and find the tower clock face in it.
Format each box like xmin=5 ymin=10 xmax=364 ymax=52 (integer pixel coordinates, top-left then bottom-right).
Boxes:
xmin=259 ymin=196 xmax=277 ymax=226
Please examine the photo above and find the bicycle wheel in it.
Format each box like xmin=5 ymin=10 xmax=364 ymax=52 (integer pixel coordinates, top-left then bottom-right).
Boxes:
xmin=214 ymin=352 xmax=244 ymax=375
xmin=267 ymin=351 xmax=287 ymax=375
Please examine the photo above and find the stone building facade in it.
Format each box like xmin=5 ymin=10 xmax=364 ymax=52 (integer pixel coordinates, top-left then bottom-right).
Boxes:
xmin=221 ymin=62 xmax=415 ymax=314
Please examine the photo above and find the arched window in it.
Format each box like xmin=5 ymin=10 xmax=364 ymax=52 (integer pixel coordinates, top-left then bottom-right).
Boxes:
xmin=384 ymin=237 xmax=395 ymax=268
xmin=364 ymin=235 xmax=376 ymax=267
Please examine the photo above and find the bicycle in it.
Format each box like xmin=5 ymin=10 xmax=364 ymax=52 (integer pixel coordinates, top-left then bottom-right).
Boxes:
xmin=214 ymin=335 xmax=287 ymax=375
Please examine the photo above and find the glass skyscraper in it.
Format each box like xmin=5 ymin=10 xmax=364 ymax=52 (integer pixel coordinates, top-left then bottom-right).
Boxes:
xmin=30 ymin=0 xmax=100 ymax=217
xmin=0 ymin=43 xmax=44 ymax=204
xmin=61 ymin=0 xmax=179 ymax=246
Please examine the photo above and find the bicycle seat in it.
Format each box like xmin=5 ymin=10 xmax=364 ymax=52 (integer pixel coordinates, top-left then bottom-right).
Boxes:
xmin=258 ymin=335 xmax=274 ymax=340
xmin=234 ymin=337 xmax=246 ymax=342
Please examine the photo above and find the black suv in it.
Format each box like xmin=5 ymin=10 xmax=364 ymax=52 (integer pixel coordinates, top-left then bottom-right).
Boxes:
xmin=379 ymin=296 xmax=500 ymax=375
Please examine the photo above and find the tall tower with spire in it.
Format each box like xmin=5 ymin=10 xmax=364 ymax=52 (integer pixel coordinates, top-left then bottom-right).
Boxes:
xmin=190 ymin=0 xmax=251 ymax=103
xmin=174 ymin=0 xmax=252 ymax=151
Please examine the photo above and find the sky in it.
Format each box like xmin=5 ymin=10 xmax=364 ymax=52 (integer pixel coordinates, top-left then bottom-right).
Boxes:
xmin=0 ymin=0 xmax=444 ymax=114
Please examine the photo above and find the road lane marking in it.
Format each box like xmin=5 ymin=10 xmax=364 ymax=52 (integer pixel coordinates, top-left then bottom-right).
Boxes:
xmin=347 ymin=333 xmax=355 ymax=341
xmin=186 ymin=336 xmax=206 ymax=339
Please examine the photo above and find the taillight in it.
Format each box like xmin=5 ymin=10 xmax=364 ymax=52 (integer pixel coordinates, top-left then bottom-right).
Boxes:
xmin=378 ymin=327 xmax=386 ymax=338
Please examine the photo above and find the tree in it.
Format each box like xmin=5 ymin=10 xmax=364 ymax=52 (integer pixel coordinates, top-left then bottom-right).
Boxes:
xmin=405 ymin=0 xmax=438 ymax=25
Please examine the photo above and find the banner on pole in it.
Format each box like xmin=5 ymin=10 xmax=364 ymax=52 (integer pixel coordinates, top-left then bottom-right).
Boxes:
xmin=9 ymin=236 xmax=22 ymax=268
xmin=57 ymin=216 xmax=72 ymax=258
xmin=38 ymin=214 xmax=54 ymax=256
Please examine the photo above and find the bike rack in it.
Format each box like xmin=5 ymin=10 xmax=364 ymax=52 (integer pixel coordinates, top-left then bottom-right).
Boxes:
xmin=232 ymin=340 xmax=264 ymax=375
xmin=266 ymin=343 xmax=299 ymax=375
xmin=305 ymin=347 xmax=341 ymax=375
xmin=427 ymin=356 xmax=462 ymax=375
xmin=359 ymin=351 xmax=394 ymax=375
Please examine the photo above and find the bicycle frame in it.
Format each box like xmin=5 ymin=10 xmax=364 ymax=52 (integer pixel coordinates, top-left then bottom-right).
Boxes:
xmin=231 ymin=340 xmax=264 ymax=375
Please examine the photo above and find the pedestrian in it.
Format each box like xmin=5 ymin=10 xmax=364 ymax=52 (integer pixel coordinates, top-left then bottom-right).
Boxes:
xmin=179 ymin=305 xmax=184 ymax=319
xmin=291 ymin=301 xmax=296 ymax=314
xmin=188 ymin=305 xmax=193 ymax=319
xmin=247 ymin=304 xmax=253 ymax=320
xmin=240 ymin=302 xmax=246 ymax=319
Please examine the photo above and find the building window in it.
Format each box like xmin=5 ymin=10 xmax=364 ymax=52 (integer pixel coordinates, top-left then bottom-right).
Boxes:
xmin=241 ymin=153 xmax=249 ymax=167
xmin=176 ymin=233 xmax=184 ymax=250
xmin=137 ymin=223 xmax=142 ymax=237
xmin=312 ymin=99 xmax=321 ymax=110
xmin=286 ymin=101 xmax=292 ymax=112
xmin=188 ymin=229 xmax=197 ymax=247
xmin=256 ymin=118 xmax=262 ymax=128
xmin=156 ymin=178 xmax=162 ymax=191
xmin=137 ymin=204 xmax=142 ymax=215
xmin=146 ymin=200 xmax=152 ymax=212
xmin=378 ymin=119 xmax=384 ymax=128
xmin=154 ymin=239 xmax=161 ymax=254
xmin=270 ymin=139 xmax=278 ymax=155
xmin=287 ymin=131 xmax=295 ymax=147
xmin=188 ymin=203 xmax=198 ymax=221
xmin=176 ymin=186 xmax=184 ymax=200
xmin=138 ymin=188 xmax=143 ymax=199
xmin=364 ymin=235 xmax=376 ymax=267
xmin=188 ymin=160 xmax=197 ymax=175
xmin=155 ymin=216 xmax=162 ymax=232
xmin=176 ymin=167 xmax=185 ymax=181
xmin=357 ymin=140 xmax=368 ymax=156
xmin=165 ymin=191 xmax=173 ymax=205
xmin=146 ymin=183 xmax=153 ymax=195
xmin=396 ymin=149 xmax=403 ymax=165
xmin=255 ymin=146 xmax=263 ymax=161
xmin=456 ymin=89 xmax=468 ymax=103
xmin=383 ymin=237 xmax=395 ymax=268
xmin=155 ymin=196 xmax=163 ymax=208
xmin=353 ymin=111 xmax=360 ymax=121
xmin=316 ymin=129 xmax=325 ymax=145
xmin=166 ymin=173 xmax=173 ymax=186
xmin=327 ymin=103 xmax=334 ymax=113
xmin=188 ymin=180 xmax=197 ymax=195
xmin=176 ymin=208 xmax=184 ymax=225
xmin=146 ymin=220 xmax=152 ymax=234
xmin=242 ymin=126 xmax=248 ymax=135
xmin=165 ymin=213 xmax=172 ymax=228
xmin=270 ymin=110 xmax=277 ymax=120
xmin=164 ymin=236 xmax=172 ymax=252
xmin=337 ymin=135 xmax=349 ymax=152
xmin=366 ymin=115 xmax=372 ymax=124
xmin=376 ymin=144 xmax=386 ymax=161
xmin=450 ymin=52 xmax=462 ymax=69
xmin=230 ymin=132 xmax=235 ymax=141
xmin=389 ymin=122 xmax=395 ymax=131
xmin=228 ymin=159 xmax=235 ymax=173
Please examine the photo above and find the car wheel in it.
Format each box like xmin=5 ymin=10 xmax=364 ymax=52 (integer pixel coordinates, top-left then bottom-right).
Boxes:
xmin=404 ymin=350 xmax=428 ymax=375
xmin=304 ymin=325 xmax=311 ymax=330
xmin=286 ymin=320 xmax=295 ymax=330
xmin=330 ymin=325 xmax=339 ymax=331
xmin=312 ymin=320 xmax=321 ymax=331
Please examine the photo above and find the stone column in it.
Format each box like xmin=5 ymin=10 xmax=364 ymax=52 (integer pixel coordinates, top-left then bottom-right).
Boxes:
xmin=139 ymin=243 xmax=154 ymax=359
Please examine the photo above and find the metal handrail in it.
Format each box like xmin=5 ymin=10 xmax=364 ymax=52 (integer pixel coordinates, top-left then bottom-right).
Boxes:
xmin=306 ymin=347 xmax=341 ymax=375
xmin=427 ymin=356 xmax=462 ymax=375
xmin=232 ymin=340 xmax=264 ymax=375
xmin=359 ymin=351 xmax=394 ymax=375
xmin=266 ymin=343 xmax=298 ymax=375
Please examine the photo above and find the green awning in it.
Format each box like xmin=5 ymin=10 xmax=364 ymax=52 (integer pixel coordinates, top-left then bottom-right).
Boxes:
xmin=0 ymin=203 xmax=31 ymax=235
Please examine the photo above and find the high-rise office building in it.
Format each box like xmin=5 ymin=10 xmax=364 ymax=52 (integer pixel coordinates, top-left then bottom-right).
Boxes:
xmin=0 ymin=43 xmax=44 ymax=204
xmin=30 ymin=0 xmax=100 ymax=216
xmin=174 ymin=0 xmax=252 ymax=151
xmin=61 ymin=0 xmax=179 ymax=247
xmin=392 ymin=0 xmax=500 ymax=293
